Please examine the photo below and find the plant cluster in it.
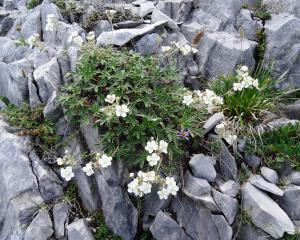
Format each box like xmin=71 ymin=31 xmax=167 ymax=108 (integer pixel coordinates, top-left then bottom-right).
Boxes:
xmin=27 ymin=0 xmax=41 ymax=9
xmin=247 ymin=123 xmax=300 ymax=171
xmin=211 ymin=64 xmax=281 ymax=123
xmin=0 ymin=104 xmax=58 ymax=156
xmin=53 ymin=0 xmax=84 ymax=22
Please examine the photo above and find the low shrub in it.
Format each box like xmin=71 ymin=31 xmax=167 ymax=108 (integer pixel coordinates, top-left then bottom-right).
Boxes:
xmin=59 ymin=45 xmax=206 ymax=170
xmin=27 ymin=0 xmax=41 ymax=9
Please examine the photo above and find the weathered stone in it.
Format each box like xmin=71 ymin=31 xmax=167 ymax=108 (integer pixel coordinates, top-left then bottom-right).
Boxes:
xmin=23 ymin=209 xmax=54 ymax=240
xmin=212 ymin=215 xmax=233 ymax=240
xmin=143 ymin=185 xmax=172 ymax=229
xmin=189 ymin=154 xmax=217 ymax=182
xmin=33 ymin=57 xmax=62 ymax=103
xmin=236 ymin=9 xmax=262 ymax=41
xmin=212 ymin=190 xmax=238 ymax=224
xmin=249 ymin=174 xmax=283 ymax=196
xmin=244 ymin=152 xmax=261 ymax=168
xmin=28 ymin=77 xmax=42 ymax=109
xmin=261 ymin=166 xmax=279 ymax=184
xmin=208 ymin=135 xmax=237 ymax=181
xmin=97 ymin=21 xmax=167 ymax=46
xmin=0 ymin=99 xmax=7 ymax=109
xmin=263 ymin=0 xmax=300 ymax=18
xmin=95 ymin=170 xmax=138 ymax=239
xmin=43 ymin=91 xmax=63 ymax=121
xmin=151 ymin=9 xmax=179 ymax=31
xmin=81 ymin=123 xmax=101 ymax=152
xmin=149 ymin=211 xmax=191 ymax=240
xmin=53 ymin=202 xmax=69 ymax=239
xmin=183 ymin=170 xmax=211 ymax=196
xmin=264 ymin=14 xmax=300 ymax=88
xmin=284 ymin=101 xmax=300 ymax=120
xmin=243 ymin=182 xmax=295 ymax=239
xmin=196 ymin=31 xmax=257 ymax=80
xmin=135 ymin=33 xmax=162 ymax=55
xmin=0 ymin=58 xmax=32 ymax=106
xmin=219 ymin=180 xmax=240 ymax=197
xmin=156 ymin=0 xmax=193 ymax=22
xmin=191 ymin=9 xmax=222 ymax=31
xmin=29 ymin=150 xmax=63 ymax=202
xmin=236 ymin=223 xmax=272 ymax=240
xmin=0 ymin=37 xmax=31 ymax=63
xmin=284 ymin=171 xmax=300 ymax=186
xmin=33 ymin=46 xmax=56 ymax=69
xmin=279 ymin=185 xmax=300 ymax=220
xmin=67 ymin=219 xmax=95 ymax=240
xmin=172 ymin=192 xmax=220 ymax=240
xmin=203 ymin=112 xmax=224 ymax=134
xmin=139 ymin=1 xmax=155 ymax=17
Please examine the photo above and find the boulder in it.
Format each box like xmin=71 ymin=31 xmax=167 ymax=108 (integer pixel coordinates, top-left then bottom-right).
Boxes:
xmin=208 ymin=135 xmax=237 ymax=181
xmin=261 ymin=166 xmax=278 ymax=184
xmin=0 ymin=37 xmax=31 ymax=63
xmin=249 ymin=174 xmax=283 ymax=196
xmin=95 ymin=170 xmax=138 ymax=240
xmin=196 ymin=31 xmax=257 ymax=80
xmin=149 ymin=211 xmax=191 ymax=240
xmin=97 ymin=21 xmax=167 ymax=46
xmin=135 ymin=33 xmax=162 ymax=55
xmin=212 ymin=215 xmax=233 ymax=240
xmin=67 ymin=219 xmax=95 ymax=240
xmin=191 ymin=9 xmax=222 ymax=31
xmin=279 ymin=185 xmax=300 ymax=220
xmin=264 ymin=14 xmax=300 ymax=88
xmin=242 ymin=182 xmax=295 ymax=239
xmin=212 ymin=190 xmax=238 ymax=224
xmin=172 ymin=192 xmax=220 ymax=240
xmin=33 ymin=57 xmax=62 ymax=103
xmin=53 ymin=202 xmax=69 ymax=239
xmin=203 ymin=112 xmax=224 ymax=134
xmin=23 ymin=209 xmax=54 ymax=240
xmin=189 ymin=154 xmax=217 ymax=182
xmin=219 ymin=180 xmax=240 ymax=197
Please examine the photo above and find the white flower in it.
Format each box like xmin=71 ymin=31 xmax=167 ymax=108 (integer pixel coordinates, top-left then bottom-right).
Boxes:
xmin=139 ymin=181 xmax=152 ymax=194
xmin=159 ymin=140 xmax=168 ymax=154
xmin=45 ymin=14 xmax=58 ymax=32
xmin=252 ymin=79 xmax=259 ymax=88
xmin=98 ymin=154 xmax=112 ymax=168
xmin=194 ymin=90 xmax=203 ymax=98
xmin=167 ymin=183 xmax=179 ymax=195
xmin=161 ymin=46 xmax=171 ymax=52
xmin=240 ymin=65 xmax=249 ymax=72
xmin=224 ymin=134 xmax=237 ymax=145
xmin=105 ymin=94 xmax=116 ymax=104
xmin=82 ymin=162 xmax=94 ymax=176
xmin=128 ymin=178 xmax=140 ymax=196
xmin=115 ymin=104 xmax=129 ymax=117
xmin=105 ymin=9 xmax=117 ymax=16
xmin=86 ymin=31 xmax=95 ymax=41
xmin=27 ymin=33 xmax=40 ymax=48
xmin=182 ymin=95 xmax=194 ymax=106
xmin=165 ymin=176 xmax=176 ymax=186
xmin=129 ymin=172 xmax=135 ymax=178
xmin=158 ymin=188 xmax=169 ymax=199
xmin=145 ymin=139 xmax=158 ymax=153
xmin=60 ymin=166 xmax=74 ymax=181
xmin=143 ymin=171 xmax=156 ymax=181
xmin=233 ymin=82 xmax=244 ymax=91
xmin=57 ymin=157 xmax=64 ymax=166
xmin=146 ymin=153 xmax=160 ymax=166
xmin=191 ymin=47 xmax=198 ymax=53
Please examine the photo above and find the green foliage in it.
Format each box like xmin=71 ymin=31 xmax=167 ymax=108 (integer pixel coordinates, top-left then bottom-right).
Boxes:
xmin=240 ymin=210 xmax=252 ymax=225
xmin=211 ymin=64 xmax=281 ymax=123
xmin=61 ymin=181 xmax=78 ymax=203
xmin=282 ymin=233 xmax=300 ymax=240
xmin=53 ymin=0 xmax=84 ymax=22
xmin=27 ymin=0 xmax=41 ymax=9
xmin=0 ymin=104 xmax=58 ymax=156
xmin=91 ymin=212 xmax=121 ymax=240
xmin=247 ymin=123 xmax=300 ymax=170
xmin=59 ymin=45 xmax=205 ymax=169
xmin=251 ymin=0 xmax=271 ymax=21
xmin=256 ymin=30 xmax=266 ymax=65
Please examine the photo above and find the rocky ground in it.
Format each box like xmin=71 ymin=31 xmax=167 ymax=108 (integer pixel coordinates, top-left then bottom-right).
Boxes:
xmin=0 ymin=0 xmax=300 ymax=239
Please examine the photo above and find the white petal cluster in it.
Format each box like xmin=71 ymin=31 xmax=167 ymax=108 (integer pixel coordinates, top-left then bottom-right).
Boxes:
xmin=45 ymin=14 xmax=58 ymax=32
xmin=27 ymin=33 xmax=40 ymax=48
xmin=128 ymin=172 xmax=179 ymax=199
xmin=145 ymin=138 xmax=168 ymax=166
xmin=215 ymin=121 xmax=237 ymax=145
xmin=96 ymin=153 xmax=113 ymax=168
xmin=82 ymin=162 xmax=94 ymax=176
xmin=115 ymin=104 xmax=129 ymax=118
xmin=183 ymin=89 xmax=223 ymax=114
xmin=60 ymin=166 xmax=74 ymax=181
xmin=161 ymin=42 xmax=198 ymax=55
xmin=86 ymin=31 xmax=95 ymax=42
xmin=233 ymin=65 xmax=259 ymax=92
xmin=68 ymin=31 xmax=84 ymax=47
xmin=105 ymin=94 xmax=116 ymax=104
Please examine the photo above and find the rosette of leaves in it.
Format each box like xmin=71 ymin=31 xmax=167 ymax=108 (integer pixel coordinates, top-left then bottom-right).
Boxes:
xmin=59 ymin=45 xmax=205 ymax=169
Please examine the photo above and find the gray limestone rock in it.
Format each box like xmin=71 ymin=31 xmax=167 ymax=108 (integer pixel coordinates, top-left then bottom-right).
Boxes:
xmin=189 ymin=154 xmax=217 ymax=182
xmin=243 ymin=182 xmax=295 ymax=239
xmin=67 ymin=219 xmax=95 ymax=240
xmin=151 ymin=9 xmax=179 ymax=31
xmin=219 ymin=180 xmax=240 ymax=197
xmin=212 ymin=215 xmax=233 ymax=240
xmin=156 ymin=0 xmax=193 ymax=22
xmin=279 ymin=185 xmax=300 ymax=220
xmin=53 ymin=202 xmax=69 ymax=239
xmin=261 ymin=166 xmax=279 ymax=184
xmin=135 ymin=33 xmax=162 ymax=55
xmin=203 ymin=112 xmax=224 ymax=134
xmin=249 ymin=174 xmax=283 ymax=196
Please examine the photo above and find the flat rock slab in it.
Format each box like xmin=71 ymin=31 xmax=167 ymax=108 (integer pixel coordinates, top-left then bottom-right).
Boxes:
xmin=279 ymin=185 xmax=300 ymax=220
xmin=243 ymin=182 xmax=295 ymax=239
xmin=67 ymin=219 xmax=95 ymax=240
xmin=249 ymin=174 xmax=283 ymax=196
xmin=97 ymin=21 xmax=167 ymax=46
